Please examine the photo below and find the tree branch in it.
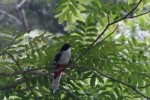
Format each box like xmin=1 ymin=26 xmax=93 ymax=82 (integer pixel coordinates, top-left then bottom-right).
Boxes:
xmin=16 ymin=0 xmax=28 ymax=10
xmin=16 ymin=0 xmax=29 ymax=32
xmin=109 ymin=0 xmax=143 ymax=25
xmin=74 ymin=0 xmax=143 ymax=63
xmin=71 ymin=66 xmax=150 ymax=99
xmin=74 ymin=23 xmax=110 ymax=63
xmin=0 ymin=10 xmax=22 ymax=25
xmin=6 ymin=53 xmax=39 ymax=100
xmin=96 ymin=69 xmax=150 ymax=99
xmin=94 ymin=24 xmax=118 ymax=48
xmin=126 ymin=10 xmax=150 ymax=19
xmin=112 ymin=0 xmax=117 ymax=5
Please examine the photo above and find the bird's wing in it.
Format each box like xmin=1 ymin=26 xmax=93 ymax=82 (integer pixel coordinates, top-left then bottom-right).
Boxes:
xmin=53 ymin=52 xmax=61 ymax=67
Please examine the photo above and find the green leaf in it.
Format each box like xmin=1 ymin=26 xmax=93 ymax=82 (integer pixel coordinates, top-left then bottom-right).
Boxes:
xmin=31 ymin=78 xmax=37 ymax=86
xmin=0 ymin=92 xmax=5 ymax=99
xmin=67 ymin=12 xmax=72 ymax=26
xmin=85 ymin=38 xmax=94 ymax=43
xmin=55 ymin=4 xmax=67 ymax=13
xmin=58 ymin=8 xmax=68 ymax=24
xmin=128 ymin=0 xmax=134 ymax=5
xmin=98 ymin=18 xmax=104 ymax=26
xmin=82 ymin=71 xmax=93 ymax=80
xmin=5 ymin=90 xmax=9 ymax=99
xmin=114 ymin=88 xmax=120 ymax=96
xmin=71 ymin=33 xmax=83 ymax=41
xmin=43 ymin=76 xmax=49 ymax=88
xmin=70 ymin=0 xmax=78 ymax=8
xmin=76 ymin=24 xmax=86 ymax=32
xmin=16 ymin=32 xmax=26 ymax=39
xmin=69 ymin=4 xmax=78 ymax=16
xmin=87 ymin=27 xmax=97 ymax=32
xmin=90 ymin=75 xmax=96 ymax=87
xmin=76 ymin=20 xmax=86 ymax=28
xmin=136 ymin=43 xmax=147 ymax=47
xmin=38 ymin=76 xmax=44 ymax=86
xmin=94 ymin=72 xmax=104 ymax=83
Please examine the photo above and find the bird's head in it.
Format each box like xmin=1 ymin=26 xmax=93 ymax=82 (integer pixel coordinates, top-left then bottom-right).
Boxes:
xmin=61 ymin=44 xmax=71 ymax=51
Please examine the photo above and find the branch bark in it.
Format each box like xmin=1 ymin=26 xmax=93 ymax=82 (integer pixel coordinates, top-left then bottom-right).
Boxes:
xmin=16 ymin=0 xmax=29 ymax=32
xmin=126 ymin=10 xmax=150 ymax=19
xmin=0 ymin=10 xmax=22 ymax=25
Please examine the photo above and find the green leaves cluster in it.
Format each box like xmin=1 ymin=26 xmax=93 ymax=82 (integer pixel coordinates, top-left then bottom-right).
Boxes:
xmin=71 ymin=20 xmax=98 ymax=45
xmin=0 ymin=30 xmax=58 ymax=99
xmin=55 ymin=0 xmax=149 ymax=28
xmin=0 ymin=0 xmax=150 ymax=100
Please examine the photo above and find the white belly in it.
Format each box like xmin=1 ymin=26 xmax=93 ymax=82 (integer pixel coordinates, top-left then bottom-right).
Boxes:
xmin=59 ymin=48 xmax=71 ymax=65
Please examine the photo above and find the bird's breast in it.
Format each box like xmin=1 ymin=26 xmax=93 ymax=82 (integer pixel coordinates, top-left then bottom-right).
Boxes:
xmin=59 ymin=49 xmax=71 ymax=65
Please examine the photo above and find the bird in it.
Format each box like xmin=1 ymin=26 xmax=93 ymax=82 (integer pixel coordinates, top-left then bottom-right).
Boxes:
xmin=51 ymin=43 xmax=71 ymax=93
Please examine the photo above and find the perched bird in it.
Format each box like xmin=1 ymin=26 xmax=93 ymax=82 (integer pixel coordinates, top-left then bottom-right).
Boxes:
xmin=51 ymin=43 xmax=71 ymax=93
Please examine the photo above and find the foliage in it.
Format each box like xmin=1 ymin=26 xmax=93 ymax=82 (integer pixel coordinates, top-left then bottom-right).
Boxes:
xmin=0 ymin=0 xmax=150 ymax=100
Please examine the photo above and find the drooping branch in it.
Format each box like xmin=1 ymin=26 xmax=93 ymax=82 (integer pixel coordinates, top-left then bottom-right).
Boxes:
xmin=16 ymin=0 xmax=29 ymax=32
xmin=0 ymin=10 xmax=22 ymax=25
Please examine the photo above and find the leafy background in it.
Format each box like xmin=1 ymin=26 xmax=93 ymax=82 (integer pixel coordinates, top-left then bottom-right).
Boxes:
xmin=0 ymin=0 xmax=150 ymax=99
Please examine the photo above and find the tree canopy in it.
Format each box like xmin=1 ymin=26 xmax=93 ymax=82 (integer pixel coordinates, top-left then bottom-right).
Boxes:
xmin=0 ymin=0 xmax=150 ymax=99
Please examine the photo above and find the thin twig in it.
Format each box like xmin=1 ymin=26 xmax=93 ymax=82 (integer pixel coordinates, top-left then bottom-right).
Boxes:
xmin=132 ymin=89 xmax=150 ymax=99
xmin=112 ymin=0 xmax=117 ymax=5
xmin=109 ymin=0 xmax=143 ymax=25
xmin=94 ymin=24 xmax=118 ymax=48
xmin=126 ymin=10 xmax=150 ymax=19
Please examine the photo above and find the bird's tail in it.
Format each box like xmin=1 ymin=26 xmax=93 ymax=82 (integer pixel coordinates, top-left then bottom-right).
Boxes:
xmin=51 ymin=64 xmax=65 ymax=93
xmin=51 ymin=72 xmax=62 ymax=93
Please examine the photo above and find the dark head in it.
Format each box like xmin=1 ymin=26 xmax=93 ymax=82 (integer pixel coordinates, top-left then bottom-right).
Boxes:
xmin=61 ymin=43 xmax=71 ymax=51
